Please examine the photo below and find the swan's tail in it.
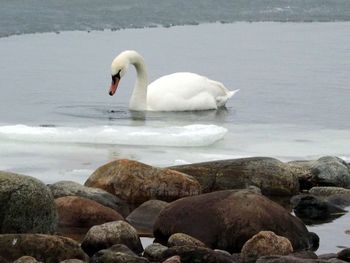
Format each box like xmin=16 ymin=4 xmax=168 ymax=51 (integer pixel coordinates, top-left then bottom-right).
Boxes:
xmin=227 ymin=89 xmax=240 ymax=98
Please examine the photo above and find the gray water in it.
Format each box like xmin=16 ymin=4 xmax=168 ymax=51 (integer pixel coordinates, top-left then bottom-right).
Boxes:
xmin=1 ymin=1 xmax=350 ymax=254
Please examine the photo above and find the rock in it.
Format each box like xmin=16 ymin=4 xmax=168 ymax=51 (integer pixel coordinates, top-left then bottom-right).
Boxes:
xmin=240 ymin=231 xmax=293 ymax=263
xmin=291 ymin=195 xmax=346 ymax=223
xmin=0 ymin=234 xmax=88 ymax=263
xmin=49 ymin=180 xmax=129 ymax=216
xmin=91 ymin=244 xmax=149 ymax=263
xmin=256 ymin=255 xmax=322 ymax=263
xmin=85 ymin=159 xmax=201 ymax=205
xmin=59 ymin=260 xmax=87 ymax=263
xmin=126 ymin=200 xmax=168 ymax=235
xmin=0 ymin=171 xmax=58 ymax=234
xmin=337 ymin=248 xmax=350 ymax=262
xmin=168 ymin=233 xmax=206 ymax=247
xmin=289 ymin=156 xmax=350 ymax=189
xmin=290 ymin=251 xmax=318 ymax=259
xmin=162 ymin=255 xmax=181 ymax=263
xmin=143 ymin=243 xmax=168 ymax=262
xmin=309 ymin=187 xmax=350 ymax=196
xmin=170 ymin=157 xmax=299 ymax=195
xmin=13 ymin=256 xmax=42 ymax=263
xmin=161 ymin=245 xmax=235 ymax=263
xmin=55 ymin=196 xmax=124 ymax=228
xmin=318 ymin=253 xmax=338 ymax=260
xmin=81 ymin=220 xmax=143 ymax=256
xmin=154 ymin=190 xmax=316 ymax=253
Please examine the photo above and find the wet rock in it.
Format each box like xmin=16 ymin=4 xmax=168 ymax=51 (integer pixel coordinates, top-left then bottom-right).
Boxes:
xmin=85 ymin=159 xmax=201 ymax=205
xmin=168 ymin=233 xmax=206 ymax=247
xmin=143 ymin=243 xmax=168 ymax=262
xmin=91 ymin=244 xmax=149 ymax=263
xmin=162 ymin=245 xmax=235 ymax=263
xmin=81 ymin=220 xmax=143 ymax=256
xmin=55 ymin=196 xmax=124 ymax=228
xmin=49 ymin=180 xmax=129 ymax=216
xmin=337 ymin=248 xmax=350 ymax=262
xmin=0 ymin=234 xmax=89 ymax=263
xmin=291 ymin=194 xmax=346 ymax=223
xmin=256 ymin=255 xmax=323 ymax=263
xmin=170 ymin=157 xmax=299 ymax=195
xmin=240 ymin=231 xmax=293 ymax=263
xmin=126 ymin=200 xmax=168 ymax=235
xmin=290 ymin=251 xmax=318 ymax=259
xmin=13 ymin=256 xmax=42 ymax=263
xmin=289 ymin=156 xmax=350 ymax=189
xmin=318 ymin=253 xmax=338 ymax=260
xmin=0 ymin=171 xmax=58 ymax=234
xmin=154 ymin=189 xmax=316 ymax=253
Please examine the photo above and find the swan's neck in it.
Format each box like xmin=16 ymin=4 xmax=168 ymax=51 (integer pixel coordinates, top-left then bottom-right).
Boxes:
xmin=128 ymin=53 xmax=148 ymax=111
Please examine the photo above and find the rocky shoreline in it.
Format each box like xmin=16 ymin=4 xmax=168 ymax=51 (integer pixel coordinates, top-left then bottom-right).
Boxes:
xmin=1 ymin=156 xmax=350 ymax=262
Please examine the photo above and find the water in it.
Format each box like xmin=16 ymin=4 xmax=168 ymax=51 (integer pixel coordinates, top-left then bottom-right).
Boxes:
xmin=1 ymin=1 xmax=350 ymax=254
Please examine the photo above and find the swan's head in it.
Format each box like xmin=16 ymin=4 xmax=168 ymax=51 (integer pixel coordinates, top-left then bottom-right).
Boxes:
xmin=109 ymin=53 xmax=129 ymax=96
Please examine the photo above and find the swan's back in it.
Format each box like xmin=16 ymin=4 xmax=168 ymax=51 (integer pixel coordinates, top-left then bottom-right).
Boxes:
xmin=147 ymin=72 xmax=237 ymax=111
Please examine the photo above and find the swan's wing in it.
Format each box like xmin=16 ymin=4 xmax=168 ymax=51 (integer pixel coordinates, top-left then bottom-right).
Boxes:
xmin=147 ymin=72 xmax=237 ymax=111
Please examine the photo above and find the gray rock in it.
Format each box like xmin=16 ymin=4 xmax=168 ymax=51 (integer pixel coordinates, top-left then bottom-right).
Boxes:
xmin=126 ymin=200 xmax=168 ymax=235
xmin=291 ymin=194 xmax=346 ymax=223
xmin=0 ymin=234 xmax=89 ymax=263
xmin=49 ymin=180 xmax=129 ymax=216
xmin=0 ymin=171 xmax=58 ymax=234
xmin=81 ymin=220 xmax=143 ymax=256
xmin=309 ymin=187 xmax=350 ymax=196
xmin=170 ymin=157 xmax=299 ymax=196
xmin=337 ymin=248 xmax=350 ymax=262
xmin=154 ymin=190 xmax=316 ymax=253
xmin=91 ymin=244 xmax=149 ymax=263
xmin=59 ymin=260 xmax=87 ymax=263
xmin=289 ymin=156 xmax=350 ymax=189
xmin=143 ymin=243 xmax=168 ymax=261
xmin=256 ymin=255 xmax=327 ymax=263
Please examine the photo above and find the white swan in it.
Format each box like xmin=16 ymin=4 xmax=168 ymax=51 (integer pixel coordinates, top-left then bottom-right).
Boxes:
xmin=108 ymin=50 xmax=239 ymax=111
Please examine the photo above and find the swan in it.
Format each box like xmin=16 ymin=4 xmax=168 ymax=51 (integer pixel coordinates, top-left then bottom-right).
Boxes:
xmin=108 ymin=50 xmax=239 ymax=111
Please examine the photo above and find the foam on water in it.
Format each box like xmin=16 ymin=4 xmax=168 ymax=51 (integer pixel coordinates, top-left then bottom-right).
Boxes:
xmin=0 ymin=124 xmax=227 ymax=147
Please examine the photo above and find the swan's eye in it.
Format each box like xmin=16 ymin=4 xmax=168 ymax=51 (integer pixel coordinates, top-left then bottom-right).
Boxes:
xmin=112 ymin=70 xmax=121 ymax=84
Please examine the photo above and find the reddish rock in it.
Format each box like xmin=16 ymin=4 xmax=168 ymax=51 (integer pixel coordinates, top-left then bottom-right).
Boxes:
xmin=55 ymin=196 xmax=123 ymax=228
xmin=154 ymin=190 xmax=317 ymax=253
xmin=85 ymin=159 xmax=201 ymax=204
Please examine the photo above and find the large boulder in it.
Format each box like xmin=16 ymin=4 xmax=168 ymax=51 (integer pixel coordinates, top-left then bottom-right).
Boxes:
xmin=170 ymin=157 xmax=299 ymax=195
xmin=288 ymin=156 xmax=350 ymax=189
xmin=85 ymin=159 xmax=201 ymax=205
xmin=55 ymin=196 xmax=124 ymax=228
xmin=240 ymin=231 xmax=293 ymax=263
xmin=0 ymin=234 xmax=88 ymax=263
xmin=0 ymin=171 xmax=58 ymax=234
xmin=126 ymin=200 xmax=168 ymax=235
xmin=49 ymin=180 xmax=129 ymax=216
xmin=91 ymin=244 xmax=149 ymax=263
xmin=154 ymin=190 xmax=317 ymax=253
xmin=81 ymin=220 xmax=143 ymax=256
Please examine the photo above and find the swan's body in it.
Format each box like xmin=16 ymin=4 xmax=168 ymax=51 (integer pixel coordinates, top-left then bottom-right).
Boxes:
xmin=109 ymin=50 xmax=238 ymax=111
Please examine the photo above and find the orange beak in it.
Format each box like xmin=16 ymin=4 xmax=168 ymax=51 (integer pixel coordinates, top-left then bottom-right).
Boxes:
xmin=109 ymin=78 xmax=119 ymax=96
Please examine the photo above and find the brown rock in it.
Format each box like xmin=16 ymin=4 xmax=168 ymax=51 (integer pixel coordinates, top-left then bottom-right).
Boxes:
xmin=85 ymin=159 xmax=201 ymax=204
xmin=240 ymin=231 xmax=293 ymax=263
xmin=0 ymin=234 xmax=88 ymax=263
xmin=154 ymin=190 xmax=316 ymax=253
xmin=170 ymin=157 xmax=299 ymax=195
xmin=168 ymin=233 xmax=206 ymax=248
xmin=55 ymin=196 xmax=124 ymax=228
